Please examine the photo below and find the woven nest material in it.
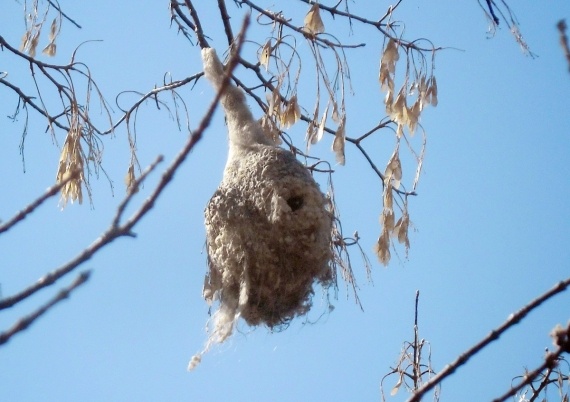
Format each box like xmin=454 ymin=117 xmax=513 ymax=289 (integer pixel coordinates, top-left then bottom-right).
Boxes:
xmin=204 ymin=145 xmax=334 ymax=327
xmin=189 ymin=48 xmax=334 ymax=370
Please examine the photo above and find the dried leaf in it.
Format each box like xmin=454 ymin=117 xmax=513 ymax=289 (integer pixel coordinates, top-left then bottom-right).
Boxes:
xmin=332 ymin=117 xmax=346 ymax=165
xmin=374 ymin=229 xmax=391 ymax=266
xmin=390 ymin=374 xmax=403 ymax=396
xmin=381 ymin=39 xmax=399 ymax=72
xmin=56 ymin=128 xmax=84 ymax=208
xmin=396 ymin=123 xmax=404 ymax=138
xmin=306 ymin=120 xmax=318 ymax=149
xmin=125 ymin=164 xmax=138 ymax=194
xmin=19 ymin=31 xmax=30 ymax=52
xmin=280 ymin=95 xmax=301 ymax=129
xmin=312 ymin=104 xmax=329 ymax=145
xmin=304 ymin=4 xmax=325 ymax=34
xmin=266 ymin=86 xmax=281 ymax=118
xmin=306 ymin=100 xmax=319 ymax=150
xmin=385 ymin=149 xmax=402 ymax=189
xmin=418 ymin=75 xmax=428 ymax=110
xmin=394 ymin=215 xmax=410 ymax=247
xmin=28 ymin=32 xmax=40 ymax=58
xmin=382 ymin=209 xmax=395 ymax=232
xmin=42 ymin=42 xmax=56 ymax=57
xmin=384 ymin=90 xmax=394 ymax=115
xmin=331 ymin=102 xmax=341 ymax=124
xmin=259 ymin=114 xmax=282 ymax=145
xmin=259 ymin=40 xmax=271 ymax=71
xmin=48 ymin=18 xmax=58 ymax=41
xmin=390 ymin=86 xmax=407 ymax=125
xmin=407 ymin=99 xmax=421 ymax=134
xmin=379 ymin=40 xmax=398 ymax=99
xmin=379 ymin=64 xmax=394 ymax=95
xmin=427 ymin=76 xmax=438 ymax=106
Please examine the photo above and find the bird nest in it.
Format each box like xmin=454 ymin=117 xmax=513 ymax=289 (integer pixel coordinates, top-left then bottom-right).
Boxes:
xmin=189 ymin=146 xmax=334 ymax=369
xmin=205 ymin=145 xmax=334 ymax=325
xmin=189 ymin=47 xmax=335 ymax=370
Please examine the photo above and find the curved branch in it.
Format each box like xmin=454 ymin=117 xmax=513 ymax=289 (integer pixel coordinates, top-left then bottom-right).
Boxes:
xmin=407 ymin=277 xmax=570 ymax=402
xmin=0 ymin=170 xmax=80 ymax=235
xmin=104 ymin=73 xmax=202 ymax=135
xmin=0 ymin=271 xmax=91 ymax=346
xmin=493 ymin=326 xmax=569 ymax=402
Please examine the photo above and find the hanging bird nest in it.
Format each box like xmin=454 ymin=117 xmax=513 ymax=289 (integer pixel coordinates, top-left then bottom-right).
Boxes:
xmin=204 ymin=145 xmax=334 ymax=328
xmin=189 ymin=48 xmax=335 ymax=369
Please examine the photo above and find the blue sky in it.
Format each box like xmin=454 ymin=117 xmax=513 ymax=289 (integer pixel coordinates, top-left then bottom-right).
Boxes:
xmin=1 ymin=1 xmax=569 ymax=401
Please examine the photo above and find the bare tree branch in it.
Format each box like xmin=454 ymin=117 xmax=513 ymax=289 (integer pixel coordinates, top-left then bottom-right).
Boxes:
xmin=46 ymin=0 xmax=82 ymax=29
xmin=0 ymin=271 xmax=91 ymax=346
xmin=381 ymin=291 xmax=439 ymax=401
xmin=297 ymin=0 xmax=403 ymax=30
xmin=238 ymin=0 xmax=366 ymax=49
xmin=407 ymin=277 xmax=570 ymax=402
xmin=485 ymin=0 xmax=501 ymax=25
xmin=183 ymin=0 xmax=210 ymax=48
xmin=493 ymin=322 xmax=570 ymax=402
xmin=217 ymin=0 xmax=234 ymax=46
xmin=0 ymin=169 xmax=79 ymax=235
xmin=0 ymin=156 xmax=162 ymax=311
xmin=558 ymin=20 xmax=570 ymax=72
xmin=105 ymin=74 xmax=202 ymax=136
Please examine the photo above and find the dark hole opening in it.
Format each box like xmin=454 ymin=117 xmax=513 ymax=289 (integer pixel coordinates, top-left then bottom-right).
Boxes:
xmin=287 ymin=196 xmax=304 ymax=211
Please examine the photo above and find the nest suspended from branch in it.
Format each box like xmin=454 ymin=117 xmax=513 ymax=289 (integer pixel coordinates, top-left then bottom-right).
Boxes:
xmin=189 ymin=48 xmax=334 ymax=370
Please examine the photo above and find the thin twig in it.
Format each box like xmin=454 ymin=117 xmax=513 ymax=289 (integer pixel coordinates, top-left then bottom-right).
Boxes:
xmin=170 ymin=0 xmax=196 ymax=41
xmin=297 ymin=0 xmax=390 ymax=29
xmin=527 ymin=366 xmax=554 ymax=402
xmin=46 ymin=0 xmax=82 ymax=29
xmin=557 ymin=20 xmax=570 ymax=72
xmin=485 ymin=0 xmax=501 ymax=25
xmin=183 ymin=0 xmax=210 ymax=48
xmin=0 ymin=271 xmax=91 ymax=346
xmin=0 ymin=72 xmax=69 ymax=131
xmin=493 ymin=324 xmax=570 ymax=402
xmin=217 ymin=0 xmax=234 ymax=46
xmin=407 ymin=277 xmax=570 ymax=402
xmin=0 ymin=158 xmax=162 ymax=311
xmin=111 ymin=155 xmax=164 ymax=230
xmin=413 ymin=290 xmax=420 ymax=389
xmin=104 ymin=74 xmax=202 ymax=135
xmin=0 ymin=170 xmax=79 ymax=235
xmin=238 ymin=0 xmax=365 ymax=49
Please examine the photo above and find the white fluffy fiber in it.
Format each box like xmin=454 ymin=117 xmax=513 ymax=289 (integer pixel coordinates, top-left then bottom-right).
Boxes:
xmin=190 ymin=48 xmax=333 ymax=370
